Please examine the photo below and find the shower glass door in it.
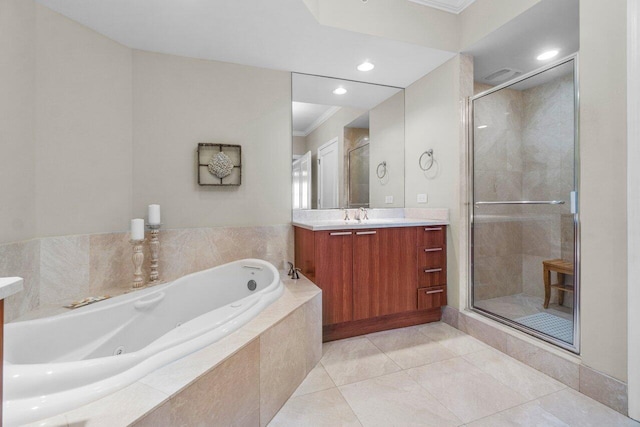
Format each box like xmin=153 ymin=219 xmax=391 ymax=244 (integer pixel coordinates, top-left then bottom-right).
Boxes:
xmin=470 ymin=57 xmax=579 ymax=352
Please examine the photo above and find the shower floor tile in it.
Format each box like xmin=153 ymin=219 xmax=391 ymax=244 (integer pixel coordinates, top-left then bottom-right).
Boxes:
xmin=474 ymin=293 xmax=573 ymax=321
xmin=269 ymin=323 xmax=639 ymax=427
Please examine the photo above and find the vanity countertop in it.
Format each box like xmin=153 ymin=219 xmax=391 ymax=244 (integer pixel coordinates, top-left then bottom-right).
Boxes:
xmin=0 ymin=277 xmax=24 ymax=300
xmin=292 ymin=218 xmax=449 ymax=231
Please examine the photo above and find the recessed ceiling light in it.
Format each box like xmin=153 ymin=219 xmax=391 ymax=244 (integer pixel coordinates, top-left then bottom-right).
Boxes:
xmin=333 ymin=87 xmax=347 ymax=95
xmin=357 ymin=61 xmax=375 ymax=72
xmin=477 ymin=125 xmax=487 ymax=129
xmin=536 ymin=50 xmax=559 ymax=61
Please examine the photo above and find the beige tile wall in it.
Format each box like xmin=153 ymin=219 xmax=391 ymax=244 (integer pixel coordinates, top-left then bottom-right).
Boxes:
xmin=472 ymin=71 xmax=575 ymax=303
xmin=472 ymin=84 xmax=524 ymax=300
xmin=2 ymin=225 xmax=293 ymax=322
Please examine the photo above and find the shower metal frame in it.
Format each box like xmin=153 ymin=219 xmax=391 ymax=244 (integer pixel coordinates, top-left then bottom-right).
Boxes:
xmin=466 ymin=54 xmax=581 ymax=354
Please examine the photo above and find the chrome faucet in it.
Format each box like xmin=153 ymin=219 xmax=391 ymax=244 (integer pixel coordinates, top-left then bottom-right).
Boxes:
xmin=343 ymin=209 xmax=351 ymax=221
xmin=358 ymin=207 xmax=368 ymax=222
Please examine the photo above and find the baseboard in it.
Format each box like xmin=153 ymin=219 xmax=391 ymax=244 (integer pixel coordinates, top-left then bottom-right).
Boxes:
xmin=442 ymin=305 xmax=629 ymax=416
xmin=323 ymin=308 xmax=442 ymax=342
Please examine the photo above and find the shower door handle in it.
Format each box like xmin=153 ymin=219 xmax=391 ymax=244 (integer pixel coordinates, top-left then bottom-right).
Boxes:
xmin=474 ymin=200 xmax=565 ymax=206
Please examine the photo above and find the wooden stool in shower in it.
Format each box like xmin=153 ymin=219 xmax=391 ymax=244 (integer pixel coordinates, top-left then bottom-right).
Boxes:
xmin=543 ymin=259 xmax=574 ymax=309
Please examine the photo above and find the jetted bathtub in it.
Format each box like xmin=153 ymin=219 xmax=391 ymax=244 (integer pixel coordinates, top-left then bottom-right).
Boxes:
xmin=4 ymin=259 xmax=284 ymax=426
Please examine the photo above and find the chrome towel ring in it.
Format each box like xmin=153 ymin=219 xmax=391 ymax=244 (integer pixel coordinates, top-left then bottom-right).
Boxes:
xmin=376 ymin=161 xmax=387 ymax=179
xmin=419 ymin=149 xmax=434 ymax=171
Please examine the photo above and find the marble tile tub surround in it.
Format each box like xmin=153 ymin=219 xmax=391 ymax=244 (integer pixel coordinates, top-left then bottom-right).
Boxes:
xmin=29 ymin=273 xmax=321 ymax=427
xmin=442 ymin=306 xmax=631 ymax=416
xmin=271 ymin=323 xmax=638 ymax=427
xmin=3 ymin=224 xmax=293 ymax=323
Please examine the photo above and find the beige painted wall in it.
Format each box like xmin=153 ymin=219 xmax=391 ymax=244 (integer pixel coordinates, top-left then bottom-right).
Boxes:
xmin=305 ymin=107 xmax=365 ymax=208
xmin=309 ymin=0 xmax=539 ymax=53
xmin=293 ymin=136 xmax=307 ymax=156
xmin=405 ymin=54 xmax=473 ymax=310
xmin=458 ymin=0 xmax=541 ymax=50
xmin=369 ymin=91 xmax=405 ymax=208
xmin=132 ymin=51 xmax=292 ymax=229
xmin=579 ymin=0 xmax=628 ymax=382
xmin=2 ymin=3 xmax=293 ymax=240
xmin=0 ymin=0 xmax=36 ymax=244
xmin=34 ymin=5 xmax=133 ymax=238
xmin=312 ymin=0 xmax=458 ymax=52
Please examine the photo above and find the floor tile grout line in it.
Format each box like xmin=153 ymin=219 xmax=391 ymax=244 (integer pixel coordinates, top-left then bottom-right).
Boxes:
xmin=320 ymin=337 xmax=403 ymax=387
xmin=460 ymin=349 xmax=569 ymax=400
xmin=289 ymin=362 xmax=336 ymax=398
xmin=404 ymin=356 xmax=537 ymax=424
xmin=402 ymin=357 xmax=474 ymax=423
xmin=334 ymin=385 xmax=367 ymax=427
xmin=361 ymin=335 xmax=407 ymax=371
xmin=462 ymin=397 xmax=567 ymax=426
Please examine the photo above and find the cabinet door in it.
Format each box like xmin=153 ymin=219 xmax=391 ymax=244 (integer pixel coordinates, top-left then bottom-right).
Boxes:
xmin=378 ymin=227 xmax=418 ymax=315
xmin=295 ymin=227 xmax=316 ymax=282
xmin=352 ymin=230 xmax=380 ymax=320
xmin=315 ymin=231 xmax=353 ymax=325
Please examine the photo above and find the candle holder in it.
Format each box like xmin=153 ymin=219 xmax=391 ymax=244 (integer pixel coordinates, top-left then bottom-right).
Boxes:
xmin=147 ymin=223 xmax=162 ymax=284
xmin=130 ymin=239 xmax=146 ymax=289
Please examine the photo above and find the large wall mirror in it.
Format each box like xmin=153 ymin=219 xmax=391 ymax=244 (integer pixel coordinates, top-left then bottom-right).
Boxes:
xmin=292 ymin=73 xmax=405 ymax=210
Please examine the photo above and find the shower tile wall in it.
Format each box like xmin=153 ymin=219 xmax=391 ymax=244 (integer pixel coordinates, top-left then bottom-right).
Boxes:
xmin=521 ymin=74 xmax=575 ymax=299
xmin=473 ymin=84 xmax=524 ymax=300
xmin=474 ymin=73 xmax=574 ymax=303
xmin=343 ymin=127 xmax=369 ymax=206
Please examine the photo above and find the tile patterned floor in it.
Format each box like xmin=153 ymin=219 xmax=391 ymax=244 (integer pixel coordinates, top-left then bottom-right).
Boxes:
xmin=268 ymin=322 xmax=639 ymax=427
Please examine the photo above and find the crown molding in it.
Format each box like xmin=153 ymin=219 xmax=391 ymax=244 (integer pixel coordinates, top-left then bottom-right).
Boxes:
xmin=295 ymin=106 xmax=342 ymax=137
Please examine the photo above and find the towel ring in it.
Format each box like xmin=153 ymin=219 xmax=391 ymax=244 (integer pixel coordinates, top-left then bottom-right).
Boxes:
xmin=419 ymin=149 xmax=434 ymax=171
xmin=376 ymin=161 xmax=387 ymax=179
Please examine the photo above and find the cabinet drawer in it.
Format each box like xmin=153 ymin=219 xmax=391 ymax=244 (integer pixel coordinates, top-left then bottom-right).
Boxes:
xmin=418 ymin=246 xmax=446 ymax=269
xmin=417 ymin=226 xmax=445 ymax=248
xmin=417 ymin=286 xmax=447 ymax=310
xmin=418 ymin=266 xmax=446 ymax=287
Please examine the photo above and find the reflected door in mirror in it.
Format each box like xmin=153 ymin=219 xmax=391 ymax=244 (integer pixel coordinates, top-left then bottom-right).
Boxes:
xmin=293 ymin=151 xmax=312 ymax=209
xmin=318 ymin=138 xmax=339 ymax=208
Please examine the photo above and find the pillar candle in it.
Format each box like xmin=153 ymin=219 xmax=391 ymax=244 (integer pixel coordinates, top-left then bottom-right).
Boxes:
xmin=131 ymin=219 xmax=145 ymax=241
xmin=148 ymin=204 xmax=161 ymax=225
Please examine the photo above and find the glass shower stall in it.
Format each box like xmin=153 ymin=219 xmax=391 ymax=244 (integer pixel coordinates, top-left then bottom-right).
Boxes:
xmin=469 ymin=56 xmax=579 ymax=352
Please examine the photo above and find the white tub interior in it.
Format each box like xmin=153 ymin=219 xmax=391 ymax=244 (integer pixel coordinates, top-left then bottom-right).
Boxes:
xmin=4 ymin=258 xmax=284 ymax=426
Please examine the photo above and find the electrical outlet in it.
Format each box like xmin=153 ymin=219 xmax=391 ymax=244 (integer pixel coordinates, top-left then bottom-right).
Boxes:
xmin=417 ymin=193 xmax=428 ymax=203
xmin=385 ymin=195 xmax=393 ymax=204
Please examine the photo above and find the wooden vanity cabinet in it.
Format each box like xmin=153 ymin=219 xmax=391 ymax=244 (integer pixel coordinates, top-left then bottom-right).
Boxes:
xmin=315 ymin=231 xmax=353 ymax=325
xmin=352 ymin=228 xmax=417 ymax=320
xmin=295 ymin=225 xmax=447 ymax=341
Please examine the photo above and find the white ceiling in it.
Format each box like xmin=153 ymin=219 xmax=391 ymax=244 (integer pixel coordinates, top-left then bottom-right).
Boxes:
xmin=36 ymin=0 xmax=456 ymax=88
xmin=465 ymin=0 xmax=579 ymax=86
xmin=407 ymin=0 xmax=476 ymax=14
xmin=292 ymin=74 xmax=399 ymax=136
xmin=292 ymin=74 xmax=402 ymax=110
xmin=292 ymin=103 xmax=340 ymax=136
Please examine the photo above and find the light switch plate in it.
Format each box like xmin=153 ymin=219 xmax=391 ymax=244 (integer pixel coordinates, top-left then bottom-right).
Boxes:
xmin=385 ymin=195 xmax=394 ymax=204
xmin=417 ymin=193 xmax=428 ymax=203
